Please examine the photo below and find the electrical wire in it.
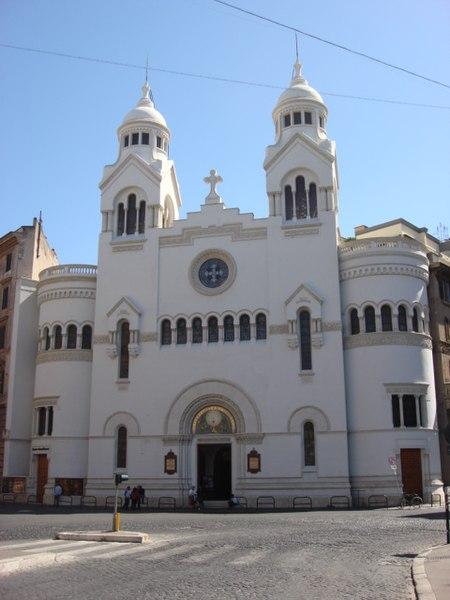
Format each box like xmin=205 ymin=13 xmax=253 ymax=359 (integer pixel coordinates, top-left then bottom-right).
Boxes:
xmin=1 ymin=42 xmax=449 ymax=110
xmin=211 ymin=0 xmax=450 ymax=90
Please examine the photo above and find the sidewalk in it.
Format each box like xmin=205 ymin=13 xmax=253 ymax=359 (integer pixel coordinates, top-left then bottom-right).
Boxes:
xmin=412 ymin=544 xmax=450 ymax=600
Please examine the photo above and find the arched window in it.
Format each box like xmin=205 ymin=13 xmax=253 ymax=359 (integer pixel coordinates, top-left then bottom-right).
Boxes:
xmin=117 ymin=202 xmax=125 ymax=236
xmin=350 ymin=308 xmax=359 ymax=335
xmin=239 ymin=314 xmax=251 ymax=341
xmin=47 ymin=406 xmax=53 ymax=436
xmin=295 ymin=176 xmax=307 ymax=219
xmin=381 ymin=305 xmax=393 ymax=332
xmin=309 ymin=183 xmax=318 ymax=218
xmin=285 ymin=185 xmax=293 ymax=221
xmin=364 ymin=306 xmax=376 ymax=333
xmin=299 ymin=310 xmax=312 ymax=370
xmin=116 ymin=426 xmax=127 ymax=469
xmin=224 ymin=315 xmax=235 ymax=342
xmin=81 ymin=325 xmax=92 ymax=349
xmin=66 ymin=324 xmax=77 ymax=349
xmin=412 ymin=308 xmax=419 ymax=332
xmin=303 ymin=421 xmax=315 ymax=466
xmin=398 ymin=305 xmax=408 ymax=331
xmin=176 ymin=318 xmax=187 ymax=345
xmin=53 ymin=325 xmax=62 ymax=349
xmin=126 ymin=194 xmax=137 ymax=235
xmin=138 ymin=200 xmax=146 ymax=234
xmin=161 ymin=319 xmax=172 ymax=345
xmin=192 ymin=317 xmax=203 ymax=344
xmin=38 ymin=407 xmax=46 ymax=436
xmin=208 ymin=316 xmax=219 ymax=343
xmin=119 ymin=321 xmax=130 ymax=379
xmin=43 ymin=327 xmax=50 ymax=351
xmin=256 ymin=313 xmax=267 ymax=340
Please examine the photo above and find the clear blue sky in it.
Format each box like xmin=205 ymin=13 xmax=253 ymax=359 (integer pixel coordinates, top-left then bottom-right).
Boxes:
xmin=1 ymin=0 xmax=449 ymax=264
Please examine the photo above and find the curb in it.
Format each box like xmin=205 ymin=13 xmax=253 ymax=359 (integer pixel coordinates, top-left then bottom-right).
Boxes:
xmin=55 ymin=530 xmax=150 ymax=543
xmin=411 ymin=545 xmax=444 ymax=600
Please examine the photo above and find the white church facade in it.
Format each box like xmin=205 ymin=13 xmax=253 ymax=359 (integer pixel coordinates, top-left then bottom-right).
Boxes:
xmin=3 ymin=58 xmax=443 ymax=506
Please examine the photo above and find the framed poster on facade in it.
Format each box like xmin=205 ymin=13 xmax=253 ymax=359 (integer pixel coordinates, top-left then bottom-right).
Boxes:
xmin=164 ymin=450 xmax=177 ymax=475
xmin=247 ymin=448 xmax=261 ymax=473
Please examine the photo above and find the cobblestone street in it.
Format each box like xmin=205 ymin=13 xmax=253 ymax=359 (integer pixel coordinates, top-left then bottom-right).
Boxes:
xmin=0 ymin=506 xmax=446 ymax=599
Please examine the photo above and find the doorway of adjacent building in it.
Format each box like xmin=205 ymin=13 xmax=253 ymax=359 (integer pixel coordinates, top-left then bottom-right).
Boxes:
xmin=400 ymin=448 xmax=423 ymax=497
xmin=36 ymin=454 xmax=48 ymax=503
xmin=197 ymin=444 xmax=231 ymax=500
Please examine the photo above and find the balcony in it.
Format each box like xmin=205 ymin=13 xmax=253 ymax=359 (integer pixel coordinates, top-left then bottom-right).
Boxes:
xmin=39 ymin=264 xmax=97 ymax=282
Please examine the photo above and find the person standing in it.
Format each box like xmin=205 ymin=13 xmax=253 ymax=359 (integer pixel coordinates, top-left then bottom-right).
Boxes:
xmin=137 ymin=485 xmax=145 ymax=510
xmin=123 ymin=485 xmax=131 ymax=510
xmin=54 ymin=482 xmax=63 ymax=506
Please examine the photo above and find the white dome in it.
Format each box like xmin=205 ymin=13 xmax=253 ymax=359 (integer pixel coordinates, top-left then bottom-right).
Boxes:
xmin=121 ymin=82 xmax=168 ymax=129
xmin=275 ymin=60 xmax=325 ymax=108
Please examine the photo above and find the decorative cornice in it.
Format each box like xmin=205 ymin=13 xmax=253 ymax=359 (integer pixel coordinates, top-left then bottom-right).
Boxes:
xmin=340 ymin=263 xmax=428 ymax=283
xmin=93 ymin=334 xmax=109 ymax=344
xmin=111 ymin=241 xmax=145 ymax=252
xmin=37 ymin=288 xmax=96 ymax=306
xmin=141 ymin=332 xmax=158 ymax=342
xmin=36 ymin=349 xmax=93 ymax=364
xmin=269 ymin=324 xmax=288 ymax=335
xmin=322 ymin=321 xmax=342 ymax=331
xmin=282 ymin=223 xmax=321 ymax=237
xmin=235 ymin=433 xmax=265 ymax=443
xmin=159 ymin=222 xmax=267 ymax=247
xmin=344 ymin=331 xmax=432 ymax=350
xmin=162 ymin=434 xmax=192 ymax=444
xmin=384 ymin=382 xmax=429 ymax=395
xmin=33 ymin=396 xmax=58 ymax=407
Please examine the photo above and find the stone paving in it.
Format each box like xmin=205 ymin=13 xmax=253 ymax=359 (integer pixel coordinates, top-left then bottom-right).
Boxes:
xmin=0 ymin=505 xmax=447 ymax=599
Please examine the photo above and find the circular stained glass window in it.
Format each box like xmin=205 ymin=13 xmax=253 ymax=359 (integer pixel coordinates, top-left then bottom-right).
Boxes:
xmin=198 ymin=258 xmax=229 ymax=288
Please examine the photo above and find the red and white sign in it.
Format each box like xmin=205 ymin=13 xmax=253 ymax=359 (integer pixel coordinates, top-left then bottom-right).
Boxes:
xmin=388 ymin=456 xmax=397 ymax=466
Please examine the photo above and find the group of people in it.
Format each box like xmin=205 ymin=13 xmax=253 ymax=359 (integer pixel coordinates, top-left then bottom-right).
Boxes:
xmin=123 ymin=485 xmax=145 ymax=510
xmin=187 ymin=486 xmax=240 ymax=510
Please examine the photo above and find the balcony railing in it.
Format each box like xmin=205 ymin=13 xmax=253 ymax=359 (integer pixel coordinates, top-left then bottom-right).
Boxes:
xmin=339 ymin=237 xmax=424 ymax=256
xmin=39 ymin=264 xmax=97 ymax=281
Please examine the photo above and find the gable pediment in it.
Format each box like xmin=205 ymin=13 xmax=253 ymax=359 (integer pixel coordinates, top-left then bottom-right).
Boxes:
xmin=264 ymin=133 xmax=334 ymax=173
xmin=106 ymin=296 xmax=142 ymax=330
xmin=285 ymin=283 xmax=323 ymax=320
xmin=100 ymin=153 xmax=162 ymax=192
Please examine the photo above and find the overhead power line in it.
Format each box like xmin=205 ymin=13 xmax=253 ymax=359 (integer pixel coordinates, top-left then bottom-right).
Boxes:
xmin=211 ymin=0 xmax=450 ymax=90
xmin=1 ymin=42 xmax=449 ymax=110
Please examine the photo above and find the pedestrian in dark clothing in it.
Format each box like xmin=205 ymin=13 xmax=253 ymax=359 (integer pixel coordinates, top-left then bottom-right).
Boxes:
xmin=137 ymin=485 xmax=145 ymax=510
xmin=123 ymin=486 xmax=131 ymax=510
xmin=131 ymin=486 xmax=139 ymax=510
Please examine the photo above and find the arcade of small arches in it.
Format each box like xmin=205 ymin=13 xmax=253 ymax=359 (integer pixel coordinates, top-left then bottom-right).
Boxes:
xmin=345 ymin=302 xmax=429 ymax=336
xmin=122 ymin=129 xmax=168 ymax=153
xmin=284 ymin=174 xmax=318 ymax=221
xmin=39 ymin=322 xmax=93 ymax=351
xmin=114 ymin=193 xmax=174 ymax=236
xmin=276 ymin=108 xmax=326 ymax=133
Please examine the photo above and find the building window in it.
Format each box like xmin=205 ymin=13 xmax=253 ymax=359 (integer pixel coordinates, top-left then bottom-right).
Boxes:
xmin=81 ymin=325 xmax=92 ymax=349
xmin=419 ymin=396 xmax=428 ymax=427
xmin=381 ymin=305 xmax=393 ymax=331
xmin=309 ymin=183 xmax=318 ymax=218
xmin=38 ymin=407 xmax=47 ymax=436
xmin=304 ymin=112 xmax=312 ymax=124
xmin=295 ymin=176 xmax=308 ymax=220
xmin=5 ymin=253 xmax=12 ymax=272
xmin=116 ymin=426 xmax=127 ymax=469
xmin=392 ymin=394 xmax=426 ymax=428
xmin=439 ymin=278 xmax=450 ymax=302
xmin=117 ymin=203 xmax=125 ymax=236
xmin=256 ymin=313 xmax=267 ymax=340
xmin=350 ymin=308 xmax=360 ymax=335
xmin=44 ymin=327 xmax=51 ymax=351
xmin=0 ymin=325 xmax=5 ymax=349
xmin=141 ymin=132 xmax=149 ymax=145
xmin=444 ymin=318 xmax=450 ymax=341
xmin=293 ymin=111 xmax=302 ymax=125
xmin=118 ymin=321 xmax=130 ymax=378
xmin=126 ymin=194 xmax=137 ymax=235
xmin=66 ymin=325 xmax=77 ymax=349
xmin=303 ymin=421 xmax=315 ymax=466
xmin=208 ymin=316 xmax=219 ymax=343
xmin=398 ymin=305 xmax=408 ymax=331
xmin=364 ymin=306 xmax=376 ymax=333
xmin=176 ymin=318 xmax=187 ymax=345
xmin=161 ymin=319 xmax=172 ymax=345
xmin=392 ymin=395 xmax=401 ymax=427
xmin=47 ymin=406 xmax=54 ymax=436
xmin=138 ymin=200 xmax=146 ymax=234
xmin=2 ymin=287 xmax=9 ymax=309
xmin=299 ymin=310 xmax=312 ymax=371
xmin=283 ymin=113 xmax=291 ymax=127
xmin=285 ymin=185 xmax=294 ymax=221
xmin=192 ymin=317 xmax=203 ymax=344
xmin=319 ymin=115 xmax=324 ymax=128
xmin=124 ymin=135 xmax=129 ymax=148
xmin=156 ymin=136 xmax=162 ymax=149
xmin=224 ymin=315 xmax=235 ymax=342
xmin=412 ymin=308 xmax=419 ymax=332
xmin=239 ymin=314 xmax=251 ymax=341
xmin=54 ymin=325 xmax=62 ymax=349
xmin=0 ymin=364 xmax=5 ymax=395
xmin=403 ymin=394 xmax=417 ymax=427
xmin=131 ymin=132 xmax=139 ymax=145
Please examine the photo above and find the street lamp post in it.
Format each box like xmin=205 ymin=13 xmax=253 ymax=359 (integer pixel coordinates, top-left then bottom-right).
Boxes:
xmin=113 ymin=473 xmax=128 ymax=532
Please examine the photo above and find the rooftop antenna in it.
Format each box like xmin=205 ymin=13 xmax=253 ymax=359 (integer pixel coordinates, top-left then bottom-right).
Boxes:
xmin=145 ymin=55 xmax=148 ymax=83
xmin=143 ymin=55 xmax=154 ymax=104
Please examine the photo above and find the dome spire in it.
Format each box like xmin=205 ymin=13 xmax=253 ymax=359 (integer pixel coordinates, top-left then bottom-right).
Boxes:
xmin=292 ymin=34 xmax=304 ymax=83
xmin=140 ymin=56 xmax=154 ymax=107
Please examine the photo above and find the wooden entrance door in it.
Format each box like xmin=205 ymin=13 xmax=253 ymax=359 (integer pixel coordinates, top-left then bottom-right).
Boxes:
xmin=36 ymin=454 xmax=48 ymax=503
xmin=400 ymin=448 xmax=423 ymax=497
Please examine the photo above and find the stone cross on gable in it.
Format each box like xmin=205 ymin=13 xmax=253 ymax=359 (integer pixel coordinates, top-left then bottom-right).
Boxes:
xmin=203 ymin=169 xmax=223 ymax=205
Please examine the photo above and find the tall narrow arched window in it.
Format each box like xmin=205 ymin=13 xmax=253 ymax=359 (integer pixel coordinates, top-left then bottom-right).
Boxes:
xmin=208 ymin=316 xmax=218 ymax=343
xmin=161 ymin=319 xmax=172 ymax=345
xmin=303 ymin=421 xmax=315 ymax=466
xmin=44 ymin=327 xmax=50 ymax=351
xmin=192 ymin=317 xmax=203 ymax=344
xmin=81 ymin=325 xmax=92 ymax=349
xmin=256 ymin=313 xmax=267 ymax=340
xmin=53 ymin=325 xmax=62 ymax=349
xmin=66 ymin=324 xmax=77 ymax=349
xmin=295 ymin=176 xmax=307 ymax=219
xmin=138 ymin=200 xmax=146 ymax=234
xmin=116 ymin=426 xmax=127 ymax=469
xmin=119 ymin=321 xmax=130 ymax=379
xmin=381 ymin=304 xmax=393 ymax=331
xmin=285 ymin=185 xmax=293 ymax=221
xmin=350 ymin=308 xmax=360 ymax=335
xmin=364 ymin=306 xmax=376 ymax=333
xmin=309 ymin=183 xmax=318 ymax=218
xmin=224 ymin=316 xmax=235 ymax=342
xmin=299 ymin=310 xmax=312 ymax=370
xmin=38 ymin=407 xmax=46 ymax=436
xmin=412 ymin=308 xmax=419 ymax=332
xmin=47 ymin=406 xmax=54 ymax=436
xmin=117 ymin=203 xmax=125 ymax=236
xmin=176 ymin=318 xmax=187 ymax=345
xmin=239 ymin=314 xmax=251 ymax=341
xmin=398 ymin=305 xmax=408 ymax=331
xmin=126 ymin=194 xmax=137 ymax=235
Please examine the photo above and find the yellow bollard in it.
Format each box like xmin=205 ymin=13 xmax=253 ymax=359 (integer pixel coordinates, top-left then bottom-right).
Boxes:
xmin=113 ymin=512 xmax=121 ymax=532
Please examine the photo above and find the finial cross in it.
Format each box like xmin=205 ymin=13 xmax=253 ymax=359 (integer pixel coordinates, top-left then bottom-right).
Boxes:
xmin=203 ymin=169 xmax=223 ymax=204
